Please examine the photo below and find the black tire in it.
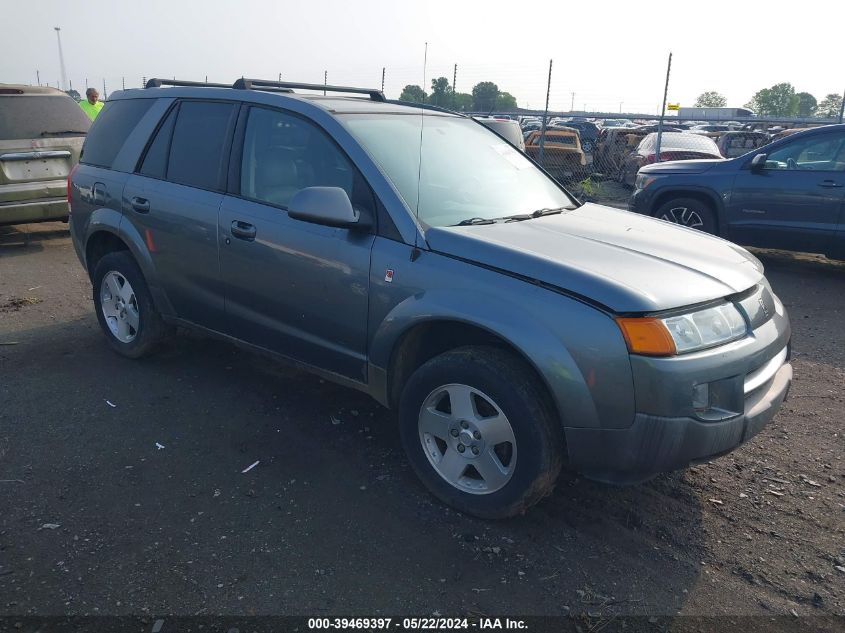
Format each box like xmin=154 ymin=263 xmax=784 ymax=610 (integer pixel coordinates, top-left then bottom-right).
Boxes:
xmin=92 ymin=251 xmax=169 ymax=359
xmin=653 ymin=197 xmax=717 ymax=235
xmin=582 ymin=140 xmax=594 ymax=153
xmin=398 ymin=346 xmax=563 ymax=519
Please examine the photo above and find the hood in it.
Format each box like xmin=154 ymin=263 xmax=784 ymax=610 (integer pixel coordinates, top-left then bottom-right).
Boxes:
xmin=424 ymin=204 xmax=762 ymax=313
xmin=639 ymin=159 xmax=723 ymax=175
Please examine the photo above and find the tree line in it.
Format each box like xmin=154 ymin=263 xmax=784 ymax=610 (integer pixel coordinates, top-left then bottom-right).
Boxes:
xmin=695 ymin=85 xmax=843 ymax=118
xmin=399 ymin=77 xmax=517 ymax=112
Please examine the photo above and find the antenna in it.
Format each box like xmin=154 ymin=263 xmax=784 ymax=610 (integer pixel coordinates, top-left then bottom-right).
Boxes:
xmin=54 ymin=27 xmax=67 ymax=92
xmin=412 ymin=42 xmax=428 ymax=259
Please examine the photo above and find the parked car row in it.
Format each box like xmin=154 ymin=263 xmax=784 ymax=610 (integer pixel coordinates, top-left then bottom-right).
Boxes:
xmin=595 ymin=124 xmax=814 ymax=184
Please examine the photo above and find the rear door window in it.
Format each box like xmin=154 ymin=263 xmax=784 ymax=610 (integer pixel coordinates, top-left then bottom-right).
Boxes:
xmin=0 ymin=95 xmax=91 ymax=140
xmin=139 ymin=106 xmax=178 ymax=179
xmin=166 ymin=101 xmax=236 ymax=190
xmin=81 ymin=99 xmax=154 ymax=168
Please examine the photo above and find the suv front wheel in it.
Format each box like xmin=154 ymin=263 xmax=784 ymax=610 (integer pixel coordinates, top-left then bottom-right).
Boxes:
xmin=653 ymin=197 xmax=717 ymax=235
xmin=92 ymin=251 xmax=169 ymax=359
xmin=398 ymin=346 xmax=563 ymax=519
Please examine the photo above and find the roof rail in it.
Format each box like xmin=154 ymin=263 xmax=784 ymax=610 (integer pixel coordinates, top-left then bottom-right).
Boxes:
xmin=145 ymin=78 xmax=231 ymax=89
xmin=233 ymin=78 xmax=386 ymax=102
xmin=385 ymin=99 xmax=465 ymax=117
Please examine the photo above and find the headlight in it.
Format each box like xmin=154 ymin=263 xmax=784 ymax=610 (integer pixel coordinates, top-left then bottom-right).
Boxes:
xmin=617 ymin=303 xmax=747 ymax=356
xmin=635 ymin=174 xmax=657 ymax=190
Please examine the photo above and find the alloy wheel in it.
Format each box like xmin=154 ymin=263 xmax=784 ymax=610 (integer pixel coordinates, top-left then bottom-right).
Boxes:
xmin=100 ymin=271 xmax=140 ymax=343
xmin=658 ymin=206 xmax=704 ymax=230
xmin=418 ymin=384 xmax=517 ymax=495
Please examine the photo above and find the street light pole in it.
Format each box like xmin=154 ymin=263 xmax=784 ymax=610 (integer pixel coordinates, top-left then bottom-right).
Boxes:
xmin=54 ymin=27 xmax=68 ymax=92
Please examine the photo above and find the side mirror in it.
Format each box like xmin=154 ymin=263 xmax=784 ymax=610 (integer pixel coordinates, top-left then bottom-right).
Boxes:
xmin=287 ymin=187 xmax=370 ymax=230
xmin=749 ymin=153 xmax=768 ymax=173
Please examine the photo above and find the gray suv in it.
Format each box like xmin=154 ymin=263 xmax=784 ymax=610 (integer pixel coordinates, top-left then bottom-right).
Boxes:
xmin=69 ymin=78 xmax=792 ymax=518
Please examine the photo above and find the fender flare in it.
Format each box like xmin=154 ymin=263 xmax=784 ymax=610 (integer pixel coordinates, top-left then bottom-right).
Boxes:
xmin=84 ymin=209 xmax=175 ymax=316
xmin=368 ymin=288 xmax=603 ymax=430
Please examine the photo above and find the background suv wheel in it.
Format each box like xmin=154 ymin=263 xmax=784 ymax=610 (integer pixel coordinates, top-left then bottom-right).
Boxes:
xmin=653 ymin=197 xmax=717 ymax=235
xmin=398 ymin=346 xmax=563 ymax=519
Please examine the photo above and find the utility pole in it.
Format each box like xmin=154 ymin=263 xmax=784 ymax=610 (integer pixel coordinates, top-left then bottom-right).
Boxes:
xmin=102 ymin=78 xmax=107 ymax=101
xmin=539 ymin=59 xmax=553 ymax=168
xmin=381 ymin=67 xmax=385 ymax=92
xmin=54 ymin=27 xmax=67 ymax=92
xmin=323 ymin=70 xmax=327 ymax=95
xmin=122 ymin=76 xmax=125 ymax=90
xmin=570 ymin=92 xmax=575 ymax=112
xmin=278 ymin=73 xmax=281 ymax=82
xmin=36 ymin=70 xmax=41 ymax=86
xmin=452 ymin=63 xmax=457 ymax=108
xmin=655 ymin=52 xmax=673 ymax=163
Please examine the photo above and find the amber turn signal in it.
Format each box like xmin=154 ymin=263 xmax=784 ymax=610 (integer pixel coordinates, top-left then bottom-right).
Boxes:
xmin=616 ymin=317 xmax=677 ymax=356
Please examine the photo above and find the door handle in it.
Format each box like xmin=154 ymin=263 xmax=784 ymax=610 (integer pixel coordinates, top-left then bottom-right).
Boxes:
xmin=231 ymin=220 xmax=256 ymax=241
xmin=130 ymin=196 xmax=150 ymax=213
xmin=818 ymin=180 xmax=843 ymax=188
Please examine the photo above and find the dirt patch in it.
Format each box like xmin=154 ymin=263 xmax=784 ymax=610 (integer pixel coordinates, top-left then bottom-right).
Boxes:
xmin=0 ymin=296 xmax=43 ymax=312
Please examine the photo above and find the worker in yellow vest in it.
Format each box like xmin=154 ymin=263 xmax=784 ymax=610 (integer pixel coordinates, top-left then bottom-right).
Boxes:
xmin=79 ymin=88 xmax=103 ymax=120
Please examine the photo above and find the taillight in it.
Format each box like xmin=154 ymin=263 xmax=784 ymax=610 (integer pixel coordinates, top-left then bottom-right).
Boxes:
xmin=645 ymin=154 xmax=657 ymax=164
xmin=67 ymin=163 xmax=79 ymax=213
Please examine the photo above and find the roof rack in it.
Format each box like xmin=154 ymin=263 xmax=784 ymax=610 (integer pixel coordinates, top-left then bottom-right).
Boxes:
xmin=233 ymin=78 xmax=385 ymax=101
xmin=144 ymin=77 xmax=387 ymax=102
xmin=145 ymin=78 xmax=232 ymax=89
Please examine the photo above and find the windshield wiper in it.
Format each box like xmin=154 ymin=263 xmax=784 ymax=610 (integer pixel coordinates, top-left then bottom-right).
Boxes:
xmin=503 ymin=207 xmax=570 ymax=222
xmin=454 ymin=217 xmax=497 ymax=226
xmin=40 ymin=130 xmax=88 ymax=136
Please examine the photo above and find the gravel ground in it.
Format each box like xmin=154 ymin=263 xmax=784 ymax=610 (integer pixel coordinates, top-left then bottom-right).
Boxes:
xmin=0 ymin=222 xmax=842 ymax=625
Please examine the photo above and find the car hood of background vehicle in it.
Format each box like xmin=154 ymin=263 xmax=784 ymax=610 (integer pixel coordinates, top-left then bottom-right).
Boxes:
xmin=425 ymin=203 xmax=763 ymax=313
xmin=639 ymin=159 xmax=724 ymax=174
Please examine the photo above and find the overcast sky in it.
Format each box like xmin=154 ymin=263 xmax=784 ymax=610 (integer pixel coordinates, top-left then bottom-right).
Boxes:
xmin=2 ymin=0 xmax=842 ymax=114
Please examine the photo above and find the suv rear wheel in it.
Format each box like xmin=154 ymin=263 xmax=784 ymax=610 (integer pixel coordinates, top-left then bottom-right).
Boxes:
xmin=654 ymin=197 xmax=717 ymax=234
xmin=92 ymin=251 xmax=169 ymax=358
xmin=398 ymin=346 xmax=563 ymax=519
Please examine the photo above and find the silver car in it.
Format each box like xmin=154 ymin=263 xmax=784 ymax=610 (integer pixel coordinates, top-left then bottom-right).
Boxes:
xmin=0 ymin=84 xmax=90 ymax=225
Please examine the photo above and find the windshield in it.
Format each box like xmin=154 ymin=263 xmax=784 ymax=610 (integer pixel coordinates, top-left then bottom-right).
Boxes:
xmin=0 ymin=96 xmax=91 ymax=140
xmin=340 ymin=113 xmax=575 ymax=228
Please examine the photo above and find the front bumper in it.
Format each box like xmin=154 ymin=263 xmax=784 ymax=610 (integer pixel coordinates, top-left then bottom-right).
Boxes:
xmin=566 ymin=361 xmax=792 ymax=483
xmin=627 ymin=186 xmax=652 ymax=216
